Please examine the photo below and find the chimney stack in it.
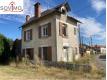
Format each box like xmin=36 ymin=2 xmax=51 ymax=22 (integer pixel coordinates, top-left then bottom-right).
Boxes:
xmin=34 ymin=2 xmax=41 ymax=17
xmin=26 ymin=15 xmax=30 ymax=22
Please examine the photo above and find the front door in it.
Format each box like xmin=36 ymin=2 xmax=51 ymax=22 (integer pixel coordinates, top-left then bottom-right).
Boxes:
xmin=63 ymin=47 xmax=68 ymax=62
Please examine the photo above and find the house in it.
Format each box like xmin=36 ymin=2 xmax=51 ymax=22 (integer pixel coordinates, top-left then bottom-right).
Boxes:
xmin=21 ymin=2 xmax=81 ymax=62
xmin=92 ymin=45 xmax=106 ymax=54
xmin=79 ymin=44 xmax=91 ymax=56
xmin=100 ymin=47 xmax=106 ymax=54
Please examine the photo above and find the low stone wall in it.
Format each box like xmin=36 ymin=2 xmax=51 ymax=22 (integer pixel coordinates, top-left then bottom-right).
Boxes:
xmin=42 ymin=61 xmax=92 ymax=72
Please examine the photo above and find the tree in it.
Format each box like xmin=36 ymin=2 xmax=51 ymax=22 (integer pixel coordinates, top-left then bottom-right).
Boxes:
xmin=11 ymin=39 xmax=22 ymax=66
xmin=0 ymin=34 xmax=5 ymax=56
xmin=0 ymin=34 xmax=11 ymax=64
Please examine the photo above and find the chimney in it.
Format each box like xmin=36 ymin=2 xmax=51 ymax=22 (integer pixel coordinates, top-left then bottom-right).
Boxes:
xmin=26 ymin=15 xmax=30 ymax=22
xmin=34 ymin=2 xmax=41 ymax=17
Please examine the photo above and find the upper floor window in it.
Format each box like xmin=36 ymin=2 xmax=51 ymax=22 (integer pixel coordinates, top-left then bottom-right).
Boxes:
xmin=24 ymin=29 xmax=32 ymax=41
xmin=41 ymin=25 xmax=48 ymax=37
xmin=59 ymin=22 xmax=67 ymax=37
xmin=74 ymin=28 xmax=76 ymax=35
xmin=38 ymin=23 xmax=51 ymax=38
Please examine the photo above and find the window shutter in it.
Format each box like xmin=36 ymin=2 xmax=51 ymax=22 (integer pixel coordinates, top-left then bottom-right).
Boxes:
xmin=48 ymin=23 xmax=51 ymax=36
xmin=24 ymin=31 xmax=26 ymax=41
xmin=38 ymin=47 xmax=41 ymax=59
xmin=30 ymin=48 xmax=34 ymax=60
xmin=47 ymin=47 xmax=52 ymax=61
xmin=38 ymin=26 xmax=41 ymax=38
xmin=74 ymin=28 xmax=76 ymax=35
xmin=23 ymin=49 xmax=25 ymax=57
xmin=59 ymin=22 xmax=63 ymax=36
xmin=30 ymin=29 xmax=32 ymax=40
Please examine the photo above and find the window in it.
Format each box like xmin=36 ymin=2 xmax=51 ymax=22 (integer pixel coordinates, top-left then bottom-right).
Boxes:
xmin=62 ymin=26 xmax=67 ymax=36
xmin=26 ymin=30 xmax=31 ymax=40
xmin=24 ymin=29 xmax=32 ymax=41
xmin=38 ymin=47 xmax=52 ymax=61
xmin=26 ymin=48 xmax=34 ymax=60
xmin=41 ymin=25 xmax=48 ymax=37
xmin=74 ymin=28 xmax=76 ymax=35
xmin=59 ymin=22 xmax=67 ymax=37
xmin=60 ymin=6 xmax=67 ymax=14
xmin=38 ymin=23 xmax=51 ymax=38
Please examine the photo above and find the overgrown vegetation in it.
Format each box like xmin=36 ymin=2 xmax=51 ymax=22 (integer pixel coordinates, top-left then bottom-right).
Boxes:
xmin=0 ymin=61 xmax=103 ymax=80
xmin=74 ymin=53 xmax=95 ymax=64
xmin=0 ymin=34 xmax=105 ymax=80
xmin=11 ymin=39 xmax=22 ymax=67
xmin=0 ymin=34 xmax=13 ymax=64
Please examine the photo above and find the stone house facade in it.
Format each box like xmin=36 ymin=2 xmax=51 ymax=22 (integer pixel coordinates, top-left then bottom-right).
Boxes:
xmin=22 ymin=2 xmax=81 ymax=62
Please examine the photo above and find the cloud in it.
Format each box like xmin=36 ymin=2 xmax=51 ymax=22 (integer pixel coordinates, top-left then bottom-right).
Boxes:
xmin=77 ymin=17 xmax=105 ymax=40
xmin=95 ymin=31 xmax=106 ymax=40
xmin=23 ymin=0 xmax=34 ymax=16
xmin=23 ymin=0 xmax=50 ymax=16
xmin=91 ymin=0 xmax=106 ymax=12
xmin=0 ymin=0 xmax=54 ymax=23
xmin=0 ymin=14 xmax=25 ymax=23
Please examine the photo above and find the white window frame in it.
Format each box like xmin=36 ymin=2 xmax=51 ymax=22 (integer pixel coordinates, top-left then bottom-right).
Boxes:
xmin=41 ymin=25 xmax=48 ymax=37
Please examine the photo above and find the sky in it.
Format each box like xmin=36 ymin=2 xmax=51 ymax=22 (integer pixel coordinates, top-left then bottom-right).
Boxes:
xmin=0 ymin=0 xmax=106 ymax=45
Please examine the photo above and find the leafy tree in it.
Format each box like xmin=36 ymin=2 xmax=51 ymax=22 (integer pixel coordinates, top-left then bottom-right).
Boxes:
xmin=11 ymin=39 xmax=22 ymax=66
xmin=0 ymin=38 xmax=10 ymax=64
xmin=0 ymin=34 xmax=11 ymax=64
xmin=0 ymin=34 xmax=5 ymax=56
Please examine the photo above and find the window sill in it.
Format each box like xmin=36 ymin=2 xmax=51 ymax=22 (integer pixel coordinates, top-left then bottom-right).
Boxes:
xmin=59 ymin=35 xmax=68 ymax=38
xmin=25 ymin=40 xmax=32 ymax=42
xmin=62 ymin=36 xmax=68 ymax=38
xmin=40 ymin=36 xmax=50 ymax=39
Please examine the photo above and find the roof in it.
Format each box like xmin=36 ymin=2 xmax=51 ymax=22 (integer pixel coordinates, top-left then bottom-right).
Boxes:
xmin=22 ymin=2 xmax=81 ymax=27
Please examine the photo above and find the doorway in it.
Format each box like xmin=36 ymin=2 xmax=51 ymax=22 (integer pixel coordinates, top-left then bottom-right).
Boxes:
xmin=63 ymin=47 xmax=68 ymax=62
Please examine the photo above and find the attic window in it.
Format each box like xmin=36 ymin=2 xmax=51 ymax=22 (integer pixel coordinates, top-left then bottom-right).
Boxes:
xmin=62 ymin=9 xmax=66 ymax=14
xmin=61 ymin=6 xmax=66 ymax=14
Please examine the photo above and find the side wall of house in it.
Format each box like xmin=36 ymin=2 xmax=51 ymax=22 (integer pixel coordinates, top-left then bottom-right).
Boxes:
xmin=22 ymin=15 xmax=57 ymax=62
xmin=55 ymin=14 xmax=79 ymax=62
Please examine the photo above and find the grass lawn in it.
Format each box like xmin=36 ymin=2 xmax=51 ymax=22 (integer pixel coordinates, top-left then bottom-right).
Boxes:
xmin=0 ymin=63 xmax=105 ymax=80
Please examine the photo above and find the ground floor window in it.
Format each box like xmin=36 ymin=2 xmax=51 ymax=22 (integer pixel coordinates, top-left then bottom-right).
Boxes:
xmin=38 ymin=46 xmax=52 ymax=61
xmin=23 ymin=48 xmax=34 ymax=60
